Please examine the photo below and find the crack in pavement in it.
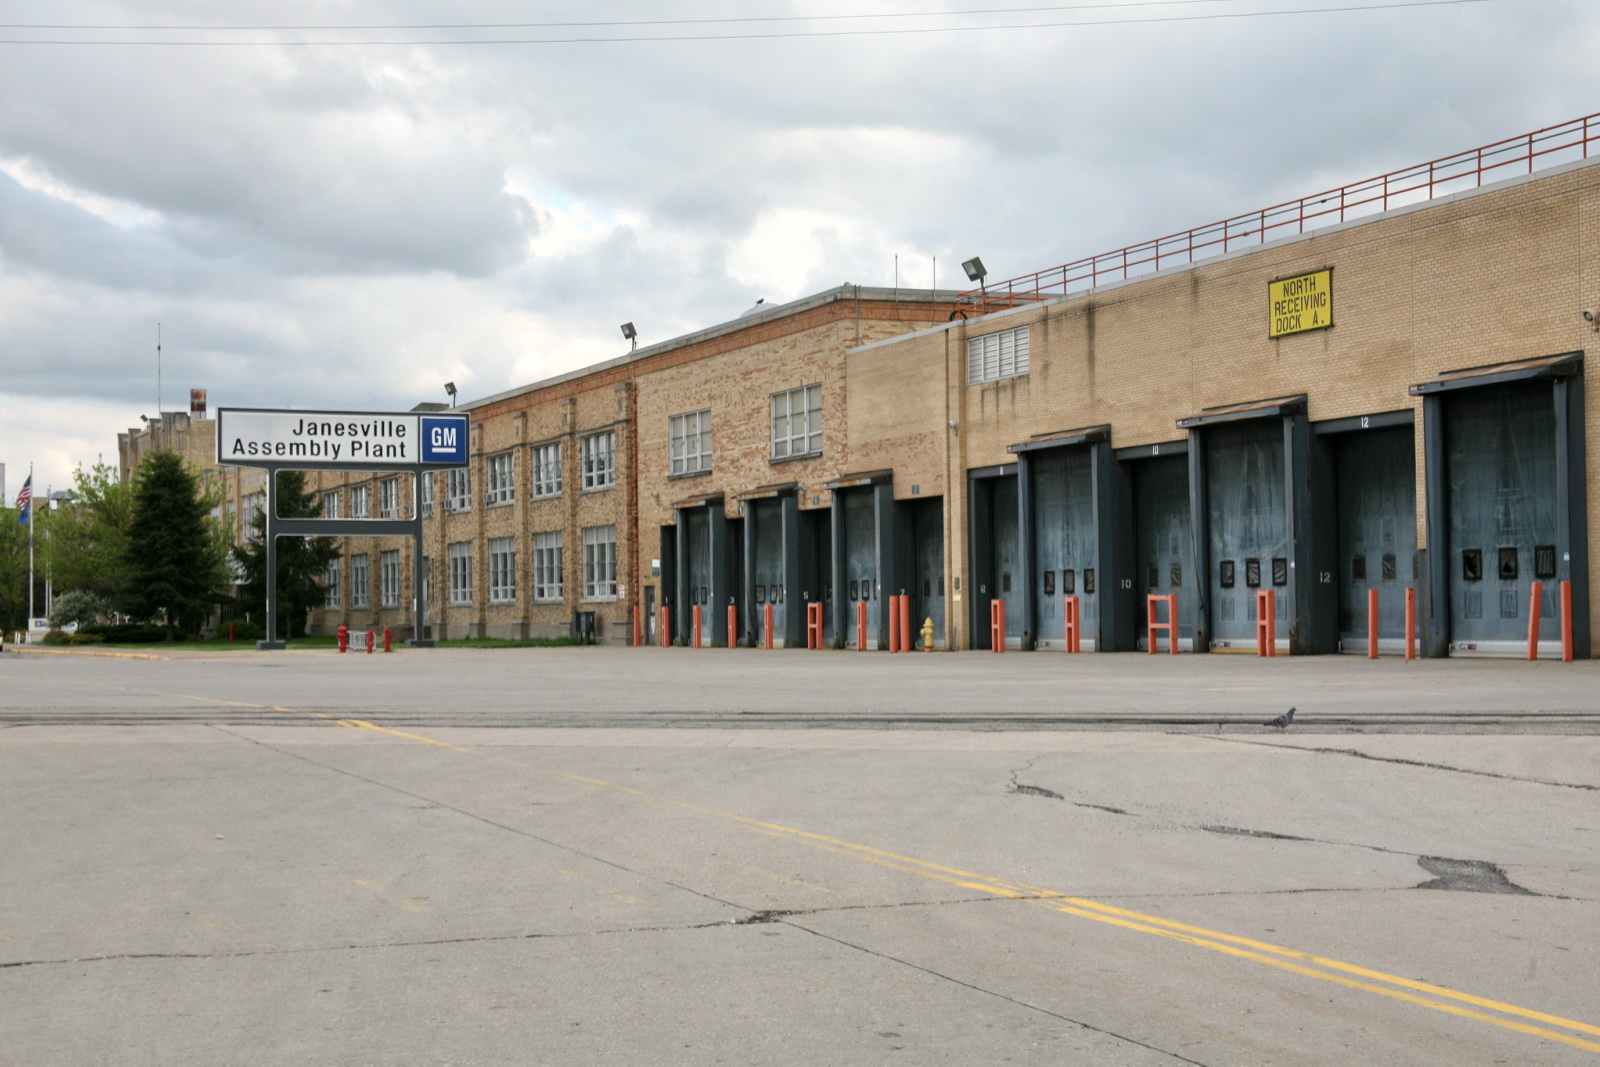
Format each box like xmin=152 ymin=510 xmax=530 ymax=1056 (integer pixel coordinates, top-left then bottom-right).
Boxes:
xmin=1198 ymin=735 xmax=1600 ymax=791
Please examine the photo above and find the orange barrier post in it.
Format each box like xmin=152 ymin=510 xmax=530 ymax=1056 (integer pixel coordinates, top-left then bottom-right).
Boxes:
xmin=990 ymin=598 xmax=1005 ymax=653
xmin=888 ymin=597 xmax=901 ymax=653
xmin=857 ymin=600 xmax=868 ymax=651
xmin=228 ymin=623 xmax=235 ymax=644
xmin=366 ymin=628 xmax=375 ymax=654
xmin=1527 ymin=581 xmax=1543 ymax=661
xmin=1367 ymin=589 xmax=1379 ymax=659
xmin=1062 ymin=595 xmax=1081 ymax=653
xmin=728 ymin=604 xmax=737 ymax=649
xmin=1561 ymin=580 xmax=1574 ymax=662
xmin=633 ymin=605 xmax=642 ymax=647
xmin=338 ymin=624 xmax=348 ymax=653
xmin=1404 ymin=587 xmax=1416 ymax=660
xmin=659 ymin=606 xmax=670 ymax=648
xmin=764 ymin=603 xmax=774 ymax=649
xmin=1147 ymin=594 xmax=1177 ymax=655
xmin=384 ymin=627 xmax=392 ymax=653
xmin=1255 ymin=590 xmax=1275 ymax=657
xmin=692 ymin=605 xmax=702 ymax=648
xmin=899 ymin=596 xmax=912 ymax=654
xmin=806 ymin=602 xmax=823 ymax=649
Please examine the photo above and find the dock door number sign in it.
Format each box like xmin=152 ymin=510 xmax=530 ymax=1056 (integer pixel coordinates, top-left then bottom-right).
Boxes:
xmin=1268 ymin=268 xmax=1333 ymax=339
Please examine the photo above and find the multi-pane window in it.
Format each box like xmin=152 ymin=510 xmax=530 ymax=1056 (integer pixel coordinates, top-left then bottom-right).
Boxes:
xmin=669 ymin=410 xmax=712 ymax=475
xmin=380 ymin=549 xmax=401 ymax=607
xmin=488 ymin=537 xmax=517 ymax=603
xmin=532 ymin=442 xmax=563 ymax=498
xmin=487 ymin=453 xmax=515 ymax=505
xmin=323 ymin=560 xmax=341 ymax=609
xmin=379 ymin=478 xmax=399 ymax=519
xmin=771 ymin=384 xmax=823 ymax=459
xmin=582 ymin=525 xmax=617 ymax=600
xmin=322 ymin=491 xmax=340 ymax=519
xmin=446 ymin=468 xmax=471 ymax=511
xmin=351 ymin=553 xmax=370 ymax=609
xmin=352 ymin=484 xmax=370 ymax=518
xmin=243 ymin=491 xmax=266 ymax=537
xmin=420 ymin=472 xmax=434 ymax=517
xmin=448 ymin=541 xmax=473 ymax=604
xmin=582 ymin=431 xmax=616 ymax=490
xmin=533 ymin=531 xmax=564 ymax=602
xmin=966 ymin=325 xmax=1031 ymax=384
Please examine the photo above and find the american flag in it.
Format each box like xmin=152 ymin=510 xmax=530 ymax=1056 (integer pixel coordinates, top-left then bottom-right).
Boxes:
xmin=16 ymin=474 xmax=32 ymax=525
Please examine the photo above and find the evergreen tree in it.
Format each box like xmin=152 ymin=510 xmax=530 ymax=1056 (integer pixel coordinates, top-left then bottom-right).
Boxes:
xmin=119 ymin=451 xmax=227 ymax=639
xmin=232 ymin=470 xmax=341 ymax=640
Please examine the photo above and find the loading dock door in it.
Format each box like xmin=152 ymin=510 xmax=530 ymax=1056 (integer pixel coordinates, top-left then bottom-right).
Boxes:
xmin=1031 ymin=450 xmax=1096 ymax=650
xmin=1445 ymin=382 xmax=1558 ymax=649
xmin=1133 ymin=454 xmax=1195 ymax=646
xmin=910 ymin=498 xmax=945 ymax=648
xmin=1334 ymin=426 xmax=1416 ymax=646
xmin=802 ymin=508 xmax=833 ymax=645
xmin=842 ymin=490 xmax=879 ymax=647
xmin=751 ymin=499 xmax=784 ymax=645
xmin=682 ymin=508 xmax=714 ymax=644
xmin=1206 ymin=421 xmax=1288 ymax=647
xmin=992 ymin=477 xmax=1023 ymax=645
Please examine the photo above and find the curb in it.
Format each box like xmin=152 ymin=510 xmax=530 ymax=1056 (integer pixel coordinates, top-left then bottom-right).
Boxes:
xmin=6 ymin=646 xmax=167 ymax=661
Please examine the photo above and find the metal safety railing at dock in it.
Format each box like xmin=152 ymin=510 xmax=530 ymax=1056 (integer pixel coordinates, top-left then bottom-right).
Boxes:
xmin=956 ymin=113 xmax=1600 ymax=317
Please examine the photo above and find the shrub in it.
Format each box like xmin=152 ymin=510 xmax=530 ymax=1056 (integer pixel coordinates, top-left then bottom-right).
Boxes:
xmin=78 ymin=623 xmax=175 ymax=644
xmin=67 ymin=633 xmax=106 ymax=645
xmin=228 ymin=619 xmax=265 ymax=642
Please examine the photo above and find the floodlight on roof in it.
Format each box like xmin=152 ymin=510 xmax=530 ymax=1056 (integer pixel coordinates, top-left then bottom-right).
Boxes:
xmin=444 ymin=382 xmax=457 ymax=403
xmin=621 ymin=322 xmax=638 ymax=352
xmin=961 ymin=256 xmax=987 ymax=283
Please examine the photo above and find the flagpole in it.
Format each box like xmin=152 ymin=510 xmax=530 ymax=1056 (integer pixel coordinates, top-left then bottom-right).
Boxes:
xmin=27 ymin=462 xmax=35 ymax=626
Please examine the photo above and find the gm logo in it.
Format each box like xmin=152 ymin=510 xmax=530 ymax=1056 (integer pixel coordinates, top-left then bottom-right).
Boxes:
xmin=420 ymin=416 xmax=469 ymax=464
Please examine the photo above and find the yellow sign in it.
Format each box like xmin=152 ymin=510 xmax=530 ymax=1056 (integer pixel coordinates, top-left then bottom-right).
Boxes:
xmin=1268 ymin=269 xmax=1333 ymax=338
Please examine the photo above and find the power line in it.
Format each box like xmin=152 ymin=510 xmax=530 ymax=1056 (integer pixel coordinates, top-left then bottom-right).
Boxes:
xmin=0 ymin=0 xmax=1493 ymax=46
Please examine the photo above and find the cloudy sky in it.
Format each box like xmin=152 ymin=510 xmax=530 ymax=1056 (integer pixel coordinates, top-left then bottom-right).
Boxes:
xmin=1 ymin=0 xmax=1595 ymax=498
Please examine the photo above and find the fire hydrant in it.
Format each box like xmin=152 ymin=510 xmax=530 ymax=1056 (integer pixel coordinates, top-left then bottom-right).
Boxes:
xmin=921 ymin=616 xmax=935 ymax=651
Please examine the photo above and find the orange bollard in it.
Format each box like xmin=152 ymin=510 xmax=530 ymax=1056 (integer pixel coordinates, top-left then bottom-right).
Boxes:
xmin=1561 ymin=580 xmax=1574 ymax=662
xmin=1404 ymin=587 xmax=1416 ymax=660
xmin=1147 ymin=594 xmax=1177 ymax=654
xmin=659 ymin=606 xmax=670 ymax=648
xmin=338 ymin=624 xmax=348 ymax=653
xmin=693 ymin=604 xmax=702 ymax=648
xmin=1255 ymin=590 xmax=1275 ymax=657
xmin=384 ymin=627 xmax=392 ymax=653
xmin=728 ymin=604 xmax=738 ymax=649
xmin=228 ymin=623 xmax=235 ymax=644
xmin=806 ymin=602 xmax=822 ymax=649
xmin=1367 ymin=589 xmax=1379 ymax=659
xmin=1063 ymin=595 xmax=1081 ymax=654
xmin=764 ymin=603 xmax=774 ymax=649
xmin=366 ymin=628 xmax=375 ymax=654
xmin=1527 ymin=581 xmax=1543 ymax=661
xmin=899 ymin=595 xmax=912 ymax=654
xmin=633 ymin=605 xmax=642 ymax=648
xmin=856 ymin=600 xmax=868 ymax=651
xmin=889 ymin=597 xmax=901 ymax=653
xmin=990 ymin=598 xmax=1005 ymax=653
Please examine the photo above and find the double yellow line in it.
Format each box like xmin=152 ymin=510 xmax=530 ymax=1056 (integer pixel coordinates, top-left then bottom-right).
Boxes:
xmin=100 ymin=685 xmax=1600 ymax=1054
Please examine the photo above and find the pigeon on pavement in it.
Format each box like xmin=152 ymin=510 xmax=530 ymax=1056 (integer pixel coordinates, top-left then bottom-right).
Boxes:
xmin=1265 ymin=707 xmax=1296 ymax=729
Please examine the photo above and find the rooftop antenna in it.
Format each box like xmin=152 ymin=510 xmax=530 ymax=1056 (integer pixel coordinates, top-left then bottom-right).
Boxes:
xmin=156 ymin=322 xmax=162 ymax=416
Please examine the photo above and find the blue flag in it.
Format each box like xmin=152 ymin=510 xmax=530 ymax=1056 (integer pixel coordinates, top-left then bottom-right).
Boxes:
xmin=16 ymin=474 xmax=33 ymax=525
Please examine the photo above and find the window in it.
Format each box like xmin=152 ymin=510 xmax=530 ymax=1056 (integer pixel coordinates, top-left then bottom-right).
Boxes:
xmin=532 ymin=442 xmax=563 ymax=497
xmin=380 ymin=549 xmax=401 ymax=607
xmin=352 ymin=484 xmax=370 ymax=518
xmin=421 ymin=556 xmax=432 ymax=612
xmin=487 ymin=453 xmax=515 ymax=505
xmin=324 ymin=560 xmax=341 ymax=609
xmin=243 ymin=491 xmax=266 ymax=538
xmin=582 ymin=525 xmax=617 ymax=600
xmin=488 ymin=537 xmax=517 ymax=603
xmin=533 ymin=531 xmax=564 ymax=602
xmin=448 ymin=541 xmax=473 ymax=604
xmin=669 ymin=410 xmax=713 ymax=475
xmin=379 ymin=478 xmax=399 ymax=519
xmin=582 ymin=431 xmax=616 ymax=490
xmin=446 ymin=468 xmax=471 ymax=512
xmin=322 ymin=492 xmax=340 ymax=519
xmin=771 ymin=385 xmax=822 ymax=459
xmin=966 ymin=325 xmax=1030 ymax=384
xmin=420 ymin=472 xmax=434 ymax=517
xmin=351 ymin=553 xmax=370 ymax=609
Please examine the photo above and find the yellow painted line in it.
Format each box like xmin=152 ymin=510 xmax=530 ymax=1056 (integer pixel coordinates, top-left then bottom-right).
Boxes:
xmin=109 ymin=688 xmax=1600 ymax=1054
xmin=12 ymin=647 xmax=167 ymax=661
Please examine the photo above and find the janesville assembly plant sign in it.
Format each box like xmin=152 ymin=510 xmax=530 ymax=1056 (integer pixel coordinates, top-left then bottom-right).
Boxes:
xmin=216 ymin=408 xmax=469 ymax=470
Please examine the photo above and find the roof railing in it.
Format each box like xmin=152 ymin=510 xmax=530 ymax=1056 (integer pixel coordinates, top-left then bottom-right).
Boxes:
xmin=957 ymin=112 xmax=1600 ymax=316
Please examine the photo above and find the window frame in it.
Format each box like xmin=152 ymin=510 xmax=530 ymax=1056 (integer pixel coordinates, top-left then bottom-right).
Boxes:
xmin=351 ymin=484 xmax=370 ymax=519
xmin=379 ymin=478 xmax=399 ymax=519
xmin=581 ymin=525 xmax=618 ymax=601
xmin=770 ymin=384 xmax=823 ymax=460
xmin=669 ymin=409 xmax=713 ymax=476
xmin=488 ymin=536 xmax=517 ymax=603
xmin=581 ymin=431 xmax=616 ymax=491
xmin=323 ymin=559 xmax=341 ymax=609
xmin=531 ymin=441 xmax=563 ymax=498
xmin=446 ymin=467 xmax=471 ymax=512
xmin=447 ymin=541 xmax=473 ymax=605
xmin=379 ymin=549 xmax=401 ymax=608
xmin=533 ymin=531 xmax=564 ymax=603
xmin=351 ymin=553 xmax=370 ymax=609
xmin=486 ymin=452 xmax=515 ymax=506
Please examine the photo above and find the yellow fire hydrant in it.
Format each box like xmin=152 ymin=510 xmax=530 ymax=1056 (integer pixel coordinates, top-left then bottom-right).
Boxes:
xmin=921 ymin=617 xmax=935 ymax=651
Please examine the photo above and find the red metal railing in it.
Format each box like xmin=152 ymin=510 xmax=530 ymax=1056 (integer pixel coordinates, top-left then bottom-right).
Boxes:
xmin=958 ymin=112 xmax=1600 ymax=316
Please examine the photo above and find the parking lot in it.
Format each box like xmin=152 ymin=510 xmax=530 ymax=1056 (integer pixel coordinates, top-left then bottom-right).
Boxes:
xmin=3 ymin=647 xmax=1598 ymax=1063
